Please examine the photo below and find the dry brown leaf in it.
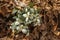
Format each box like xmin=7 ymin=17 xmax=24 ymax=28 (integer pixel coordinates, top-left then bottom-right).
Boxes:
xmin=53 ymin=25 xmax=57 ymax=31
xmin=54 ymin=31 xmax=60 ymax=36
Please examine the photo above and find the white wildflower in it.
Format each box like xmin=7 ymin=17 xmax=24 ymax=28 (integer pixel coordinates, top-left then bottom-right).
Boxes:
xmin=23 ymin=12 xmax=30 ymax=22
xmin=26 ymin=17 xmax=28 ymax=22
xmin=16 ymin=18 xmax=19 ymax=21
xmin=37 ymin=19 xmax=40 ymax=23
xmin=10 ymin=7 xmax=41 ymax=35
xmin=20 ymin=25 xmax=24 ymax=28
xmin=23 ymin=14 xmax=27 ymax=17
xmin=16 ymin=26 xmax=20 ymax=30
xmin=15 ymin=21 xmax=19 ymax=25
xmin=22 ymin=29 xmax=28 ymax=34
xmin=27 ymin=12 xmax=30 ymax=16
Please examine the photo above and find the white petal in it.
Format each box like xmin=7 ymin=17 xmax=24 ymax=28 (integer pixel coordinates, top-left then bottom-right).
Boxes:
xmin=23 ymin=14 xmax=27 ymax=17
xmin=27 ymin=12 xmax=30 ymax=15
xmin=21 ymin=25 xmax=23 ymax=27
xmin=26 ymin=17 xmax=28 ymax=22
xmin=16 ymin=18 xmax=19 ymax=21
xmin=16 ymin=27 xmax=19 ymax=30
xmin=20 ymin=25 xmax=24 ymax=28
xmin=10 ymin=26 xmax=12 ymax=28
xmin=37 ymin=19 xmax=40 ymax=22
xmin=15 ymin=21 xmax=19 ymax=25
xmin=22 ymin=29 xmax=27 ymax=34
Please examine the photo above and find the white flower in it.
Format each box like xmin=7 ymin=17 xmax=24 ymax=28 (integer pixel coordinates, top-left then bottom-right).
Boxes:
xmin=22 ymin=29 xmax=27 ymax=34
xmin=26 ymin=17 xmax=28 ymax=22
xmin=23 ymin=12 xmax=30 ymax=22
xmin=37 ymin=19 xmax=40 ymax=23
xmin=16 ymin=18 xmax=19 ymax=21
xmin=15 ymin=21 xmax=19 ymax=25
xmin=20 ymin=25 xmax=24 ymax=28
xmin=20 ymin=25 xmax=23 ymax=27
xmin=23 ymin=14 xmax=27 ymax=17
xmin=26 ymin=12 xmax=30 ymax=21
xmin=27 ymin=12 xmax=30 ymax=15
xmin=16 ymin=26 xmax=20 ymax=30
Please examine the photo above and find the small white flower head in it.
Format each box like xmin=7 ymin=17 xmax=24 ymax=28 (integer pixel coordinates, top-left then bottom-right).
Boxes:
xmin=16 ymin=26 xmax=20 ymax=30
xmin=22 ymin=29 xmax=28 ymax=34
xmin=23 ymin=14 xmax=27 ymax=17
xmin=23 ymin=12 xmax=30 ymax=17
xmin=37 ymin=19 xmax=40 ymax=23
xmin=15 ymin=21 xmax=20 ymax=25
xmin=20 ymin=25 xmax=24 ymax=29
xmin=20 ymin=25 xmax=23 ymax=27
xmin=26 ymin=12 xmax=30 ymax=21
xmin=26 ymin=17 xmax=28 ymax=22
xmin=27 ymin=12 xmax=30 ymax=16
xmin=16 ymin=18 xmax=19 ymax=21
xmin=23 ymin=12 xmax=30 ymax=22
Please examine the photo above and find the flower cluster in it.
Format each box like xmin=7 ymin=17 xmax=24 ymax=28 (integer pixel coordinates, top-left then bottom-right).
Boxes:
xmin=10 ymin=7 xmax=41 ymax=36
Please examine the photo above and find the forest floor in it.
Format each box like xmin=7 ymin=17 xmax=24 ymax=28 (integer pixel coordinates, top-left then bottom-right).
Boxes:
xmin=0 ymin=0 xmax=60 ymax=40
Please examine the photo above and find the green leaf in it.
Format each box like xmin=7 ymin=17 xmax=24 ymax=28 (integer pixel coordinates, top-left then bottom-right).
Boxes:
xmin=12 ymin=8 xmax=18 ymax=14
